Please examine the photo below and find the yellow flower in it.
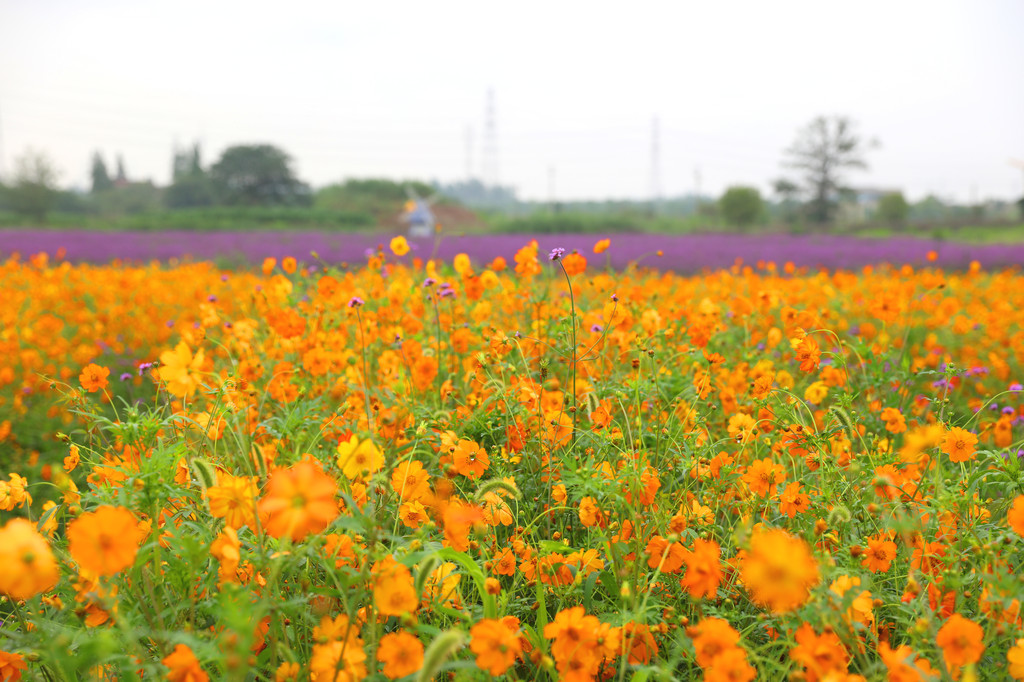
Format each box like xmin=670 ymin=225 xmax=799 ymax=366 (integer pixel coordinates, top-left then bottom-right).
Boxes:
xmin=336 ymin=435 xmax=385 ymax=480
xmin=390 ymin=236 xmax=410 ymax=257
xmin=158 ymin=342 xmax=206 ymax=397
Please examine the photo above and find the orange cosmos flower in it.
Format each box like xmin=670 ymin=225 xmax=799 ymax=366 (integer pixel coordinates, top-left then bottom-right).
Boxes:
xmin=690 ymin=617 xmax=741 ymax=668
xmin=578 ymin=496 xmax=601 ymax=527
xmin=1008 ymin=639 xmax=1024 ymax=679
xmin=64 ymin=444 xmax=81 ymax=472
xmin=376 ymin=630 xmax=423 ymax=679
xmin=205 ymin=473 xmax=258 ymax=529
xmin=470 ymin=618 xmax=522 ymax=676
xmin=880 ymin=407 xmax=907 ymax=434
xmin=941 ymin=426 xmax=977 ymax=463
xmin=680 ymin=538 xmax=722 ymax=599
xmin=795 ymin=337 xmax=821 ymax=373
xmin=67 ymin=506 xmax=140 ymax=576
xmin=372 ymin=555 xmax=418 ymax=617
xmin=0 ymin=518 xmax=60 ymax=600
xmin=281 ymin=256 xmax=297 ymax=274
xmin=79 ymin=363 xmax=110 ymax=393
xmin=162 ymin=644 xmax=208 ymax=682
xmin=935 ymin=614 xmax=984 ymax=670
xmin=740 ymin=528 xmax=820 ymax=613
xmin=1009 ymin=495 xmax=1024 ymax=536
xmin=862 ymin=534 xmax=898 ymax=573
xmin=878 ymin=642 xmax=938 ymax=681
xmin=561 ymin=252 xmax=587 ymax=276
xmin=646 ymin=535 xmax=685 ymax=573
xmin=779 ymin=482 xmax=810 ymax=518
xmin=593 ymin=238 xmax=610 ymax=254
xmin=452 ymin=439 xmax=489 ymax=479
xmin=743 ymin=458 xmax=785 ymax=497
xmin=391 ymin=459 xmax=431 ymax=501
xmin=442 ymin=502 xmax=485 ymax=552
xmin=257 ymin=461 xmax=339 ymax=541
xmin=705 ymin=646 xmax=756 ymax=682
xmin=790 ymin=623 xmax=849 ymax=681
xmin=261 ymin=257 xmax=276 ymax=275
xmin=0 ymin=650 xmax=27 ymax=682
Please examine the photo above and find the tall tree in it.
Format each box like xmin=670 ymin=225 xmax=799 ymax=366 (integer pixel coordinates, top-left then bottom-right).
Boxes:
xmin=782 ymin=116 xmax=874 ymax=224
xmin=90 ymin=152 xmax=113 ymax=193
xmin=167 ymin=141 xmax=214 ymax=208
xmin=209 ymin=144 xmax=310 ymax=206
xmin=9 ymin=149 xmax=60 ymax=223
xmin=115 ymin=155 xmax=127 ymax=183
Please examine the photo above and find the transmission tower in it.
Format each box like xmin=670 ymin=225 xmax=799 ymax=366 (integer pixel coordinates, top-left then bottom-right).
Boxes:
xmin=481 ymin=89 xmax=498 ymax=188
xmin=650 ymin=117 xmax=661 ymax=214
xmin=464 ymin=125 xmax=475 ymax=181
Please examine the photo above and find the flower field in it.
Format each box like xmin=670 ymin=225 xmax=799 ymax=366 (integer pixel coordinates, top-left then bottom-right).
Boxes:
xmin=2 ymin=239 xmax=1024 ymax=681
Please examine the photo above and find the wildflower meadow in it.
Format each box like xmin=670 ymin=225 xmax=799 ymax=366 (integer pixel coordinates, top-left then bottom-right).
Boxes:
xmin=2 ymin=238 xmax=1024 ymax=681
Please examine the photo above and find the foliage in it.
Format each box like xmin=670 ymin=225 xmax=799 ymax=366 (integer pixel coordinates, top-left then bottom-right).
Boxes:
xmin=94 ymin=182 xmax=165 ymax=217
xmin=90 ymin=152 xmax=113 ymax=194
xmin=782 ymin=116 xmax=874 ymax=225
xmin=2 ymin=244 xmax=1024 ymax=680
xmin=209 ymin=144 xmax=311 ymax=207
xmin=6 ymin=149 xmax=61 ymax=223
xmin=877 ymin=191 xmax=910 ymax=224
xmin=717 ymin=186 xmax=764 ymax=227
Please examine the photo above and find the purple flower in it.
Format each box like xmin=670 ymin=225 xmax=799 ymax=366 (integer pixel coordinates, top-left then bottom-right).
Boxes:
xmin=348 ymin=296 xmax=364 ymax=308
xmin=1010 ymin=383 xmax=1023 ymax=392
xmin=549 ymin=247 xmax=566 ymax=261
xmin=590 ymin=324 xmax=604 ymax=333
xmin=1002 ymin=406 xmax=1016 ymax=416
xmin=207 ymin=295 xmax=217 ymax=302
xmin=423 ymin=277 xmax=436 ymax=288
xmin=611 ymin=293 xmax=619 ymax=302
xmin=138 ymin=361 xmax=155 ymax=376
xmin=120 ymin=373 xmax=132 ymax=382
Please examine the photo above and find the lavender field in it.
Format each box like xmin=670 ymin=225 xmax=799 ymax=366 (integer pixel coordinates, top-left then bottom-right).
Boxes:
xmin=2 ymin=228 xmax=1022 ymax=271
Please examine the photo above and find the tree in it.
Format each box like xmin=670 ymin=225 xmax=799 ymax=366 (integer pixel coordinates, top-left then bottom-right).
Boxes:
xmin=782 ymin=116 xmax=874 ymax=224
xmin=209 ymin=145 xmax=310 ymax=206
xmin=115 ymin=155 xmax=127 ymax=183
xmin=90 ymin=152 xmax=113 ymax=193
xmin=876 ymin=192 xmax=909 ymax=224
xmin=718 ymin=186 xmax=764 ymax=227
xmin=8 ymin=149 xmax=60 ymax=223
xmin=167 ymin=142 xmax=215 ymax=209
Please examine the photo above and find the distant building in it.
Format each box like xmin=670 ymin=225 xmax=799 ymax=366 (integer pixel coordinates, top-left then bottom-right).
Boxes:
xmin=840 ymin=187 xmax=902 ymax=223
xmin=402 ymin=199 xmax=435 ymax=238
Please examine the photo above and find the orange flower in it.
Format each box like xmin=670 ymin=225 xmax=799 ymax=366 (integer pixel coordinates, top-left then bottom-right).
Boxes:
xmin=704 ymin=646 xmax=756 ymax=682
xmin=79 ymin=363 xmax=110 ymax=393
xmin=593 ymin=238 xmax=610 ymax=254
xmin=67 ymin=506 xmax=140 ymax=576
xmin=391 ymin=459 xmax=431 ymax=501
xmin=862 ymin=534 xmax=897 ymax=573
xmin=645 ymin=535 xmax=685 ymax=573
xmin=578 ymin=496 xmax=601 ymax=527
xmin=0 ymin=650 xmax=27 ymax=682
xmin=205 ymin=473 xmax=258 ymax=529
xmin=790 ymin=623 xmax=849 ymax=682
xmin=0 ymin=518 xmax=60 ymax=600
xmin=878 ymin=642 xmax=938 ymax=681
xmin=679 ymin=538 xmax=722 ymax=599
xmin=935 ymin=613 xmax=984 ymax=670
xmin=64 ymin=444 xmax=81 ymax=472
xmin=795 ymin=337 xmax=821 ymax=372
xmin=880 ymin=407 xmax=907 ymax=434
xmin=452 ymin=439 xmax=489 ymax=479
xmin=779 ymin=482 xmax=810 ymax=518
xmin=1008 ymin=638 xmax=1024 ymax=679
xmin=561 ymin=252 xmax=587 ymax=276
xmin=281 ymin=256 xmax=297 ymax=274
xmin=740 ymin=528 xmax=819 ymax=613
xmin=376 ymin=630 xmax=423 ymax=679
xmin=743 ymin=458 xmax=786 ymax=497
xmin=1009 ymin=495 xmax=1024 ymax=536
xmin=941 ymin=426 xmax=977 ymax=463
xmin=373 ymin=555 xmax=418 ymax=617
xmin=690 ymin=617 xmax=741 ymax=667
xmin=470 ymin=618 xmax=522 ymax=676
xmin=257 ymin=461 xmax=339 ymax=541
xmin=162 ymin=644 xmax=208 ymax=682
xmin=442 ymin=502 xmax=485 ymax=552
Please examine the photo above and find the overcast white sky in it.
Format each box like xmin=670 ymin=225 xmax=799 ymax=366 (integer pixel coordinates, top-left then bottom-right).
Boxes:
xmin=1 ymin=0 xmax=1022 ymax=202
